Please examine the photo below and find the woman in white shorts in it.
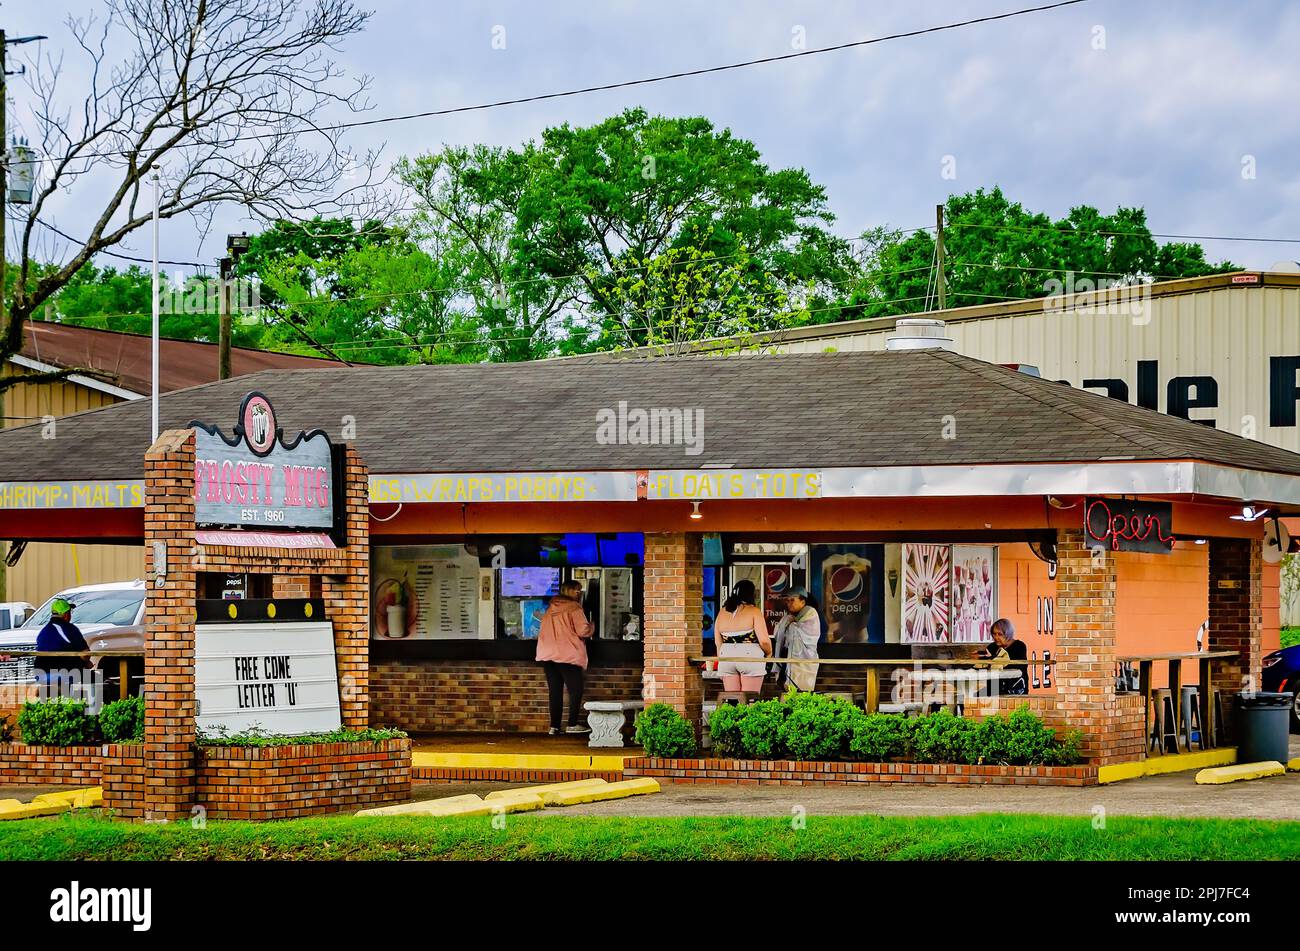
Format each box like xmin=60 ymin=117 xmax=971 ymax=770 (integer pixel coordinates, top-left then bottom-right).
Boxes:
xmin=713 ymin=580 xmax=772 ymax=693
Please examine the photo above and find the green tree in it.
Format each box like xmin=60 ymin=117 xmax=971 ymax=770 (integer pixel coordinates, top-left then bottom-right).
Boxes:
xmin=242 ymin=217 xmax=486 ymax=364
xmin=847 ymin=187 xmax=1236 ymax=320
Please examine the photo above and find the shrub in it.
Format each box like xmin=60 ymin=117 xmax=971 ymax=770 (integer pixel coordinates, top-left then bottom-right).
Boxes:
xmin=0 ymin=714 xmax=12 ymax=743
xmin=849 ymin=713 xmax=911 ymax=761
xmin=17 ymin=699 xmax=98 ymax=746
xmin=196 ymin=725 xmax=408 ymax=748
xmin=707 ymin=702 xmax=748 ymax=758
xmin=966 ymin=705 xmax=1084 ymax=766
xmin=737 ymin=698 xmax=788 ymax=759
xmin=778 ymin=691 xmax=859 ymax=761
xmin=98 ymin=696 xmax=145 ymax=743
xmin=634 ymin=703 xmax=698 ymax=758
xmin=908 ymin=708 xmax=977 ymax=764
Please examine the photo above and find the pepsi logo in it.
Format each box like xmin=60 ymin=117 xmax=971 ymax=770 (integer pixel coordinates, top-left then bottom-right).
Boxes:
xmin=829 ymin=565 xmax=863 ymax=602
xmin=766 ymin=567 xmax=789 ymax=594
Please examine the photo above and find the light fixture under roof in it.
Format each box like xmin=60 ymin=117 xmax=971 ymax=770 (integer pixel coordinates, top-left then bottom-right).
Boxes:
xmin=689 ymin=500 xmax=703 ymax=520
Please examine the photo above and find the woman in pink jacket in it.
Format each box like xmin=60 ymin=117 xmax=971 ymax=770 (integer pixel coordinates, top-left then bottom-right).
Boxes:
xmin=536 ymin=579 xmax=595 ymax=735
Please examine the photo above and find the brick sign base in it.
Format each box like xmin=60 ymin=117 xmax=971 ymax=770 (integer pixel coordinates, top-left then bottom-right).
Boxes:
xmin=625 ymin=757 xmax=1097 ymax=787
xmin=103 ymin=739 xmax=411 ymax=821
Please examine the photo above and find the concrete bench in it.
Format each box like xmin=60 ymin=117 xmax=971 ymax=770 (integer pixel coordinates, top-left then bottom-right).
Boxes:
xmin=877 ymin=701 xmax=925 ymax=717
xmin=584 ymin=700 xmax=644 ymax=748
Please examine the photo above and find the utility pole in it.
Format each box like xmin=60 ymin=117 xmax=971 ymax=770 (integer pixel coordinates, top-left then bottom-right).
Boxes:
xmin=0 ymin=31 xmax=48 ymax=342
xmin=217 ymin=232 xmax=249 ymax=380
xmin=935 ymin=203 xmax=947 ymax=311
xmin=218 ymin=254 xmax=232 ymax=379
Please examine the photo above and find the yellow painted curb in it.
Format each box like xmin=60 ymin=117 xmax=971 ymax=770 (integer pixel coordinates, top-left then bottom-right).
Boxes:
xmin=1287 ymin=757 xmax=1300 ymax=772
xmin=357 ymin=794 xmax=484 ymax=817
xmin=358 ymin=791 xmax=545 ymax=818
xmin=1098 ymin=748 xmax=1237 ymax=784
xmin=0 ymin=800 xmax=70 ymax=820
xmin=33 ymin=787 xmax=103 ymax=808
xmin=1195 ymin=761 xmax=1285 ymax=785
xmin=486 ymin=778 xmax=607 ymax=800
xmin=542 ymin=778 xmax=660 ymax=806
xmin=412 ymin=751 xmax=629 ymax=772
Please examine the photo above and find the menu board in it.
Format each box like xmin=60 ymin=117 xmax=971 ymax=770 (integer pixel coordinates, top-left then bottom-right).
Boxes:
xmin=601 ymin=567 xmax=634 ymax=638
xmin=372 ymin=545 xmax=481 ymax=639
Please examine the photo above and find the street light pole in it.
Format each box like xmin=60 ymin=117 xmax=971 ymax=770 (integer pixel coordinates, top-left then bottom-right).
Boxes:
xmin=151 ymin=170 xmax=160 ymax=442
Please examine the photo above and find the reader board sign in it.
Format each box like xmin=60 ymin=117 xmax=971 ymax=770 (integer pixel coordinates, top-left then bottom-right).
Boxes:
xmin=191 ymin=391 xmax=335 ymax=532
xmin=195 ymin=621 xmax=342 ymax=735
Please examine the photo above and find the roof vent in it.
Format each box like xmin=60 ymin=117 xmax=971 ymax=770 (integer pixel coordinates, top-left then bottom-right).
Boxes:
xmin=885 ymin=317 xmax=957 ymax=352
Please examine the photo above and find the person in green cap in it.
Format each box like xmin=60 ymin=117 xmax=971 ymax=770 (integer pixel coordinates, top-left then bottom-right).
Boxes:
xmin=34 ymin=596 xmax=90 ymax=689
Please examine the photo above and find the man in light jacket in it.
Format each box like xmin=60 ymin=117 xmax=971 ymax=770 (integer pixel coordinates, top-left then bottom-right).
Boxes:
xmin=536 ymin=580 xmax=595 ymax=735
xmin=773 ymin=587 xmax=821 ymax=692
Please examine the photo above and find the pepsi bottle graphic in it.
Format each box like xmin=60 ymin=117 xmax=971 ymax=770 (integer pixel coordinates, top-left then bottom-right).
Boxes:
xmin=822 ymin=553 xmax=870 ymax=643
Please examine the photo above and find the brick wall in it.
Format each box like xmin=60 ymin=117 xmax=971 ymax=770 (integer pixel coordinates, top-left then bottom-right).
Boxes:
xmin=101 ymin=744 xmax=146 ymax=820
xmin=371 ymin=659 xmax=643 ymax=733
xmin=626 ymin=756 xmax=1097 ymax=787
xmin=1209 ymin=536 xmax=1264 ymax=739
xmin=643 ymin=533 xmax=703 ymax=731
xmin=1052 ymin=530 xmax=1143 ymax=765
xmin=0 ymin=744 xmax=103 ymax=787
xmin=141 ymin=430 xmax=372 ymax=821
xmin=103 ymin=739 xmax=410 ymax=821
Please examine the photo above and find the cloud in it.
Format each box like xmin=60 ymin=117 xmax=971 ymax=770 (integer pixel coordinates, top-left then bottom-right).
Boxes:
xmin=10 ymin=0 xmax=1300 ymax=272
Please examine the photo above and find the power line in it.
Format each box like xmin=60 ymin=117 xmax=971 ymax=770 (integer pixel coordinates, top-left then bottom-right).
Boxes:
xmin=23 ymin=1 xmax=1092 ymax=166
xmin=947 ymin=220 xmax=1300 ymax=246
xmin=32 ymin=218 xmax=206 ymax=267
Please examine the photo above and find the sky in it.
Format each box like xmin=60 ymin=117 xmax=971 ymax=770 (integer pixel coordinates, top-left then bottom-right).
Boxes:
xmin=6 ymin=0 xmax=1300 ymax=276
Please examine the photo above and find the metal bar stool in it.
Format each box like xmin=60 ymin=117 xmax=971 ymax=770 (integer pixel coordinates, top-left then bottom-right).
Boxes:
xmin=1150 ymin=688 xmax=1181 ymax=754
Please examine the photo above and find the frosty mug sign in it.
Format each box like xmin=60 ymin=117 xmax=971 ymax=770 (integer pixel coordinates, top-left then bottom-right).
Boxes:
xmin=1084 ymin=497 xmax=1175 ymax=554
xmin=190 ymin=392 xmax=336 ymax=532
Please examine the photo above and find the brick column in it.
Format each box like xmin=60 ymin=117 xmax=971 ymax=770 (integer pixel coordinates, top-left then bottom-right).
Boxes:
xmin=1208 ymin=537 xmax=1263 ymax=739
xmin=1053 ymin=529 xmax=1136 ymax=764
xmin=142 ymin=430 xmax=199 ymax=822
xmin=643 ymin=533 xmax=703 ymax=732
xmin=326 ymin=446 xmax=370 ymax=730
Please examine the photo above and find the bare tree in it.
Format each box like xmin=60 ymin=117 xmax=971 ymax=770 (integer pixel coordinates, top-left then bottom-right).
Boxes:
xmin=1 ymin=0 xmax=381 ymax=393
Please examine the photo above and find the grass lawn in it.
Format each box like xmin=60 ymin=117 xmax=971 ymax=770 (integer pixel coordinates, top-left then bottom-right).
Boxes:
xmin=0 ymin=811 xmax=1297 ymax=860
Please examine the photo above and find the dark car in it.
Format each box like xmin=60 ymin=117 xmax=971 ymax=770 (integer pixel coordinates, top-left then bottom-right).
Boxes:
xmin=1261 ymin=644 xmax=1300 ymax=732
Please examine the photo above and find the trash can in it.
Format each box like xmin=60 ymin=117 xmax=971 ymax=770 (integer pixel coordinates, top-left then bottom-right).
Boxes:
xmin=1234 ymin=692 xmax=1294 ymax=764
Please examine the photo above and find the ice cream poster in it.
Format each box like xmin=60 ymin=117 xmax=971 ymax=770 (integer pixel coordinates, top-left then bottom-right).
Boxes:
xmin=901 ymin=543 xmax=951 ymax=643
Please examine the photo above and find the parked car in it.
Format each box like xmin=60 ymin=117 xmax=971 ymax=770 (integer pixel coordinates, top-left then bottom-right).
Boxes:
xmin=0 ymin=581 xmax=145 ymax=688
xmin=1261 ymin=643 xmax=1300 ymax=733
xmin=0 ymin=601 xmax=33 ymax=632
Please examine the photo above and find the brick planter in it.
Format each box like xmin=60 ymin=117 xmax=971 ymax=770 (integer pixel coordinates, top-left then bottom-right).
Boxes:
xmin=625 ymin=756 xmax=1097 ymax=787
xmin=102 ymin=738 xmax=412 ymax=821
xmin=0 ymin=743 xmax=104 ymax=787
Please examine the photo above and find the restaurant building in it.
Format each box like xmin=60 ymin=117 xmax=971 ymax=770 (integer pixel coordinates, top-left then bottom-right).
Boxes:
xmin=0 ymin=343 xmax=1295 ymax=771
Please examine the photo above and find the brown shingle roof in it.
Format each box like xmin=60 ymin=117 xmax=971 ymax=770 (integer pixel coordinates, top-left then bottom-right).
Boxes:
xmin=16 ymin=322 xmax=348 ymax=395
xmin=2 ymin=348 xmax=1300 ymax=483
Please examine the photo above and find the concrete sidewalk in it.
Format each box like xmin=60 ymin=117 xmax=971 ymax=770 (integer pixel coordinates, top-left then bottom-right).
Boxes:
xmin=409 ymin=767 xmax=1300 ymax=821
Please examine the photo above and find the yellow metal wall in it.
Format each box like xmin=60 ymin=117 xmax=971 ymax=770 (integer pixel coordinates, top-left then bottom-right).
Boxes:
xmin=0 ymin=364 xmax=144 ymax=604
xmin=779 ymin=285 xmax=1300 ymax=452
xmin=1 ymin=362 xmax=121 ymax=427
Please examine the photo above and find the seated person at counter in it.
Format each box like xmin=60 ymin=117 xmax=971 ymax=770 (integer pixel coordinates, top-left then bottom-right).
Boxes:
xmin=978 ymin=618 xmax=1028 ymax=695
